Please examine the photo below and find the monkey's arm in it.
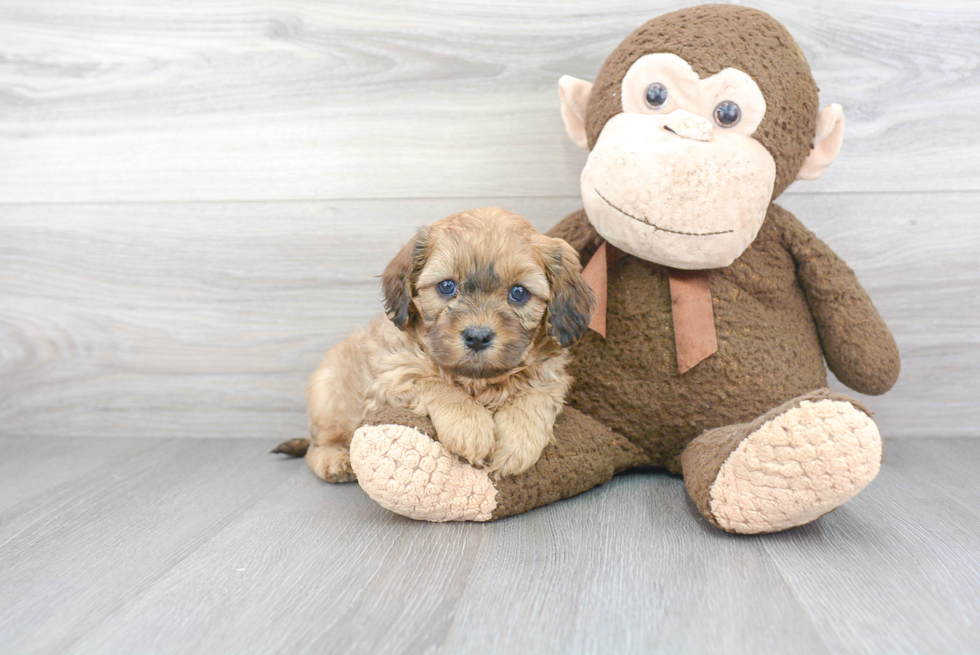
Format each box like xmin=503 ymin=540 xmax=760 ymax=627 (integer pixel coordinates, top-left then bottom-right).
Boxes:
xmin=546 ymin=209 xmax=603 ymax=265
xmin=775 ymin=206 xmax=900 ymax=395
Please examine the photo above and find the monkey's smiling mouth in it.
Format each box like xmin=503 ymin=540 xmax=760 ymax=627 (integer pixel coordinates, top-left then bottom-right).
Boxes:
xmin=594 ymin=189 xmax=734 ymax=237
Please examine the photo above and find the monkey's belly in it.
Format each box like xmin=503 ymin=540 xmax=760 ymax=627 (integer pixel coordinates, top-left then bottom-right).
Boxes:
xmin=566 ymin=259 xmax=827 ymax=467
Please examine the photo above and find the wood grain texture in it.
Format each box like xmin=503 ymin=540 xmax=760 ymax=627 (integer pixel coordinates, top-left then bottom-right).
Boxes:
xmin=0 ymin=437 xmax=157 ymax=514
xmin=0 ymin=436 xmax=977 ymax=653
xmin=2 ymin=193 xmax=976 ymax=440
xmin=0 ymin=438 xmax=297 ymax=654
xmin=761 ymin=438 xmax=980 ymax=653
xmin=2 ymin=3 xmax=976 ymax=651
xmin=1 ymin=0 xmax=978 ymax=203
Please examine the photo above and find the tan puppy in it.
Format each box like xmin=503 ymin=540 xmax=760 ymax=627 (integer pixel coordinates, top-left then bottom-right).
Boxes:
xmin=275 ymin=207 xmax=594 ymax=482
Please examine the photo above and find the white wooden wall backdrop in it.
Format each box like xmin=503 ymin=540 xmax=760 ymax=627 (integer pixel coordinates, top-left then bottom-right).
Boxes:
xmin=1 ymin=0 xmax=978 ymax=439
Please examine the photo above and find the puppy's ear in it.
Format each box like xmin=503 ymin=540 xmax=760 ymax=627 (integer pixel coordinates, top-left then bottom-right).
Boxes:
xmin=543 ymin=236 xmax=595 ymax=347
xmin=382 ymin=227 xmax=430 ymax=330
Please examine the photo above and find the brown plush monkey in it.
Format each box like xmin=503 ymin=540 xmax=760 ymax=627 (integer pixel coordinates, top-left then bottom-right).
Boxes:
xmin=348 ymin=5 xmax=900 ymax=533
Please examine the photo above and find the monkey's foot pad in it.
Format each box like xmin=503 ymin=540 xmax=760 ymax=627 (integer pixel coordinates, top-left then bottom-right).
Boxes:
xmin=350 ymin=423 xmax=498 ymax=522
xmin=710 ymin=398 xmax=882 ymax=534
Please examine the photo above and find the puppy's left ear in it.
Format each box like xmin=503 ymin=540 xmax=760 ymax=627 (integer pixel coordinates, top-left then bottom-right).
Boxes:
xmin=382 ymin=227 xmax=430 ymax=330
xmin=543 ymin=237 xmax=595 ymax=347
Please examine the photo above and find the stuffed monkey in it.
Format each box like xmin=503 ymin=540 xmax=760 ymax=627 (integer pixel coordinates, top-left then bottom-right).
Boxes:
xmin=348 ymin=5 xmax=900 ymax=533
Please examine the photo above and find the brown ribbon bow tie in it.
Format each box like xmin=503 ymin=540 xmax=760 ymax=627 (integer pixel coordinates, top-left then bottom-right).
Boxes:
xmin=581 ymin=241 xmax=718 ymax=374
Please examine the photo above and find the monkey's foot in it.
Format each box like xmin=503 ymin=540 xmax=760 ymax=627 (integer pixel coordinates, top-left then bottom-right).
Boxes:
xmin=350 ymin=423 xmax=497 ymax=522
xmin=681 ymin=389 xmax=882 ymax=534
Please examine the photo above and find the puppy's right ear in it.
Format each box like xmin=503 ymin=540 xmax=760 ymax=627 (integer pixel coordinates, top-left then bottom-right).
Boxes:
xmin=382 ymin=227 xmax=430 ymax=330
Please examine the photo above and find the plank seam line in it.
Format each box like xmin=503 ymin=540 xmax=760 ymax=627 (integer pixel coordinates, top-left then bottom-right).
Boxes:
xmin=52 ymin=467 xmax=302 ymax=653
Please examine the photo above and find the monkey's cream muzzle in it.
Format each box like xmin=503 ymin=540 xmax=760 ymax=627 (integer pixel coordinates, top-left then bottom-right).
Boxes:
xmin=580 ymin=111 xmax=776 ymax=270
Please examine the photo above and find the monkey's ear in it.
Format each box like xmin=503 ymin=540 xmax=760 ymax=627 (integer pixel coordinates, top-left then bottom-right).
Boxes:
xmin=544 ymin=237 xmax=596 ymax=347
xmin=797 ymin=104 xmax=845 ymax=181
xmin=559 ymin=75 xmax=593 ymax=150
xmin=381 ymin=227 xmax=430 ymax=330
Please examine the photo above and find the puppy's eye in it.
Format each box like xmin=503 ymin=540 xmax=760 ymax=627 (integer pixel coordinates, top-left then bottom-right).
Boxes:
xmin=437 ymin=280 xmax=457 ymax=297
xmin=508 ymin=285 xmax=529 ymax=303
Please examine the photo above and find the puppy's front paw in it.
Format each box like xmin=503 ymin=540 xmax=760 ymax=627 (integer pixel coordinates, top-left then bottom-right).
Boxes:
xmin=305 ymin=444 xmax=357 ymax=483
xmin=487 ymin=406 xmax=551 ymax=479
xmin=431 ymin=406 xmax=495 ymax=467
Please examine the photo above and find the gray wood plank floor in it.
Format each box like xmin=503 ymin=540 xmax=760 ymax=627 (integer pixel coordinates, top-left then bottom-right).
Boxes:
xmin=1 ymin=436 xmax=978 ymax=654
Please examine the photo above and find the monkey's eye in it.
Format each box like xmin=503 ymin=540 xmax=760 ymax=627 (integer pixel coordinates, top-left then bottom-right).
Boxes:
xmin=508 ymin=285 xmax=529 ymax=304
xmin=644 ymin=83 xmax=669 ymax=109
xmin=437 ymin=280 xmax=457 ymax=297
xmin=713 ymin=101 xmax=741 ymax=127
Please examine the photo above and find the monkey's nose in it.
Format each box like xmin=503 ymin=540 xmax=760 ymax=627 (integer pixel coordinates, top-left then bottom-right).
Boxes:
xmin=462 ymin=327 xmax=494 ymax=352
xmin=663 ymin=109 xmax=712 ymax=142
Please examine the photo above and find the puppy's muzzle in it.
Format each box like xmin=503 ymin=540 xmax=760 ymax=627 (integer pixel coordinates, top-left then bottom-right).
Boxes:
xmin=461 ymin=327 xmax=495 ymax=352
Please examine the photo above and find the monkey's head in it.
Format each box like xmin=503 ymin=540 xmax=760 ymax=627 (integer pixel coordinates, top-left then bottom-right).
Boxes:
xmin=559 ymin=5 xmax=845 ymax=270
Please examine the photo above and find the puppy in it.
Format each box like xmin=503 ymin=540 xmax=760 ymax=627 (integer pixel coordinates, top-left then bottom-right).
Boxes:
xmin=274 ymin=207 xmax=594 ymax=482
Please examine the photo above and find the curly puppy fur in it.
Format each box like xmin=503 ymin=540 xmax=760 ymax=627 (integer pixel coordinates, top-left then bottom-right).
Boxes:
xmin=288 ymin=207 xmax=595 ymax=482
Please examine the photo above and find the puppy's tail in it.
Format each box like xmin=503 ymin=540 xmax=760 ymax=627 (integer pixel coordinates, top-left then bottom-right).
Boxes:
xmin=271 ymin=437 xmax=310 ymax=457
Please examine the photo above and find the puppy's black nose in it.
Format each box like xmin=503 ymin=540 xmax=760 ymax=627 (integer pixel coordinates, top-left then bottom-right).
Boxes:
xmin=462 ymin=327 xmax=494 ymax=352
